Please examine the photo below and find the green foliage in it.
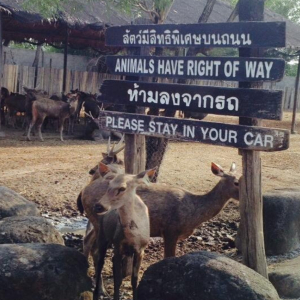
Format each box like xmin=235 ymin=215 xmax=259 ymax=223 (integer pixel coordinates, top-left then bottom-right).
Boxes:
xmin=285 ymin=62 xmax=298 ymax=77
xmin=22 ymin=0 xmax=93 ymax=18
xmin=9 ymin=41 xmax=37 ymax=50
xmin=230 ymin=0 xmax=300 ymax=23
xmin=23 ymin=0 xmax=173 ymax=23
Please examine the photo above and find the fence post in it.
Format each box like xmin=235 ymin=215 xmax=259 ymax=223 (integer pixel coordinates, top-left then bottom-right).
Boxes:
xmin=291 ymin=53 xmax=300 ymax=133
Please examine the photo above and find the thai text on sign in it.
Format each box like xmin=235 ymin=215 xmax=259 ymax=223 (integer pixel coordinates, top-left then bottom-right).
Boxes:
xmin=105 ymin=22 xmax=286 ymax=48
xmin=99 ymin=80 xmax=283 ymax=120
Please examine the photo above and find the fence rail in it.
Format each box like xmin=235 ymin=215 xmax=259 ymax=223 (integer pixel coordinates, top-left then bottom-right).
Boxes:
xmin=2 ymin=64 xmax=298 ymax=110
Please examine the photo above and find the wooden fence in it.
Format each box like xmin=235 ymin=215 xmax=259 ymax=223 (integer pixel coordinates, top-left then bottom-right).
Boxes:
xmin=2 ymin=64 xmax=298 ymax=110
xmin=2 ymin=64 xmax=121 ymax=96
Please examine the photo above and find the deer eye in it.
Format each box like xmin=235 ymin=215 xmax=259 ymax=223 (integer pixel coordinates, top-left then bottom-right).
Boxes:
xmin=234 ymin=180 xmax=239 ymax=187
xmin=116 ymin=187 xmax=126 ymax=195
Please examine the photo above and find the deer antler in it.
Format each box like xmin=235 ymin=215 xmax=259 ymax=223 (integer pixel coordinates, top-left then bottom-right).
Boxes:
xmin=107 ymin=135 xmax=125 ymax=157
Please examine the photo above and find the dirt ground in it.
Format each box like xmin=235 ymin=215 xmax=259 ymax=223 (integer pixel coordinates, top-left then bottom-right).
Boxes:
xmin=1 ymin=112 xmax=300 ymax=298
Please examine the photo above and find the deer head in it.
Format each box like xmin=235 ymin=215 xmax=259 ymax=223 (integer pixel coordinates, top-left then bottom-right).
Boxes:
xmin=94 ymin=167 xmax=156 ymax=214
xmin=211 ymin=162 xmax=240 ymax=201
xmin=89 ymin=135 xmax=125 ymax=176
xmin=23 ymin=87 xmax=48 ymax=100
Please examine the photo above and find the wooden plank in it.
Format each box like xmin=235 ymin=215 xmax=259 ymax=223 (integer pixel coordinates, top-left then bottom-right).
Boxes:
xmin=106 ymin=56 xmax=285 ymax=82
xmin=99 ymin=79 xmax=283 ymax=120
xmin=95 ymin=111 xmax=289 ymax=152
xmin=81 ymin=71 xmax=88 ymax=92
xmin=105 ymin=22 xmax=286 ymax=48
xmin=36 ymin=67 xmax=44 ymax=91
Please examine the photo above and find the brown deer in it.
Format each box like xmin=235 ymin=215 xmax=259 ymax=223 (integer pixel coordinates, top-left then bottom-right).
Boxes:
xmin=93 ymin=167 xmax=156 ymax=300
xmin=79 ymin=162 xmax=240 ymax=259
xmin=77 ymin=137 xmax=125 ymax=258
xmin=26 ymin=90 xmax=79 ymax=141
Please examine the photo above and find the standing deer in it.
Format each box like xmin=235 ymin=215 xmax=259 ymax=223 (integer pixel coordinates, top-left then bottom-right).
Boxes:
xmin=93 ymin=167 xmax=156 ymax=300
xmin=78 ymin=162 xmax=240 ymax=259
xmin=77 ymin=136 xmax=125 ymax=258
xmin=26 ymin=91 xmax=79 ymax=141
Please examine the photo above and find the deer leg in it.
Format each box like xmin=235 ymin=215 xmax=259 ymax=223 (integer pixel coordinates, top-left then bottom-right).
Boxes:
xmin=83 ymin=226 xmax=96 ymax=258
xmin=59 ymin=118 xmax=65 ymax=141
xmin=112 ymin=250 xmax=123 ymax=300
xmin=68 ymin=117 xmax=74 ymax=135
xmin=132 ymin=251 xmax=143 ymax=300
xmin=93 ymin=240 xmax=109 ymax=300
xmin=163 ymin=233 xmax=178 ymax=258
xmin=37 ymin=117 xmax=46 ymax=142
xmin=27 ymin=118 xmax=36 ymax=141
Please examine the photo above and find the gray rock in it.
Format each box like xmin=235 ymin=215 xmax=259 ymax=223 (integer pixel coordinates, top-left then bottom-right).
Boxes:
xmin=137 ymin=251 xmax=279 ymax=300
xmin=0 ymin=243 xmax=92 ymax=300
xmin=0 ymin=216 xmax=64 ymax=245
xmin=269 ymin=256 xmax=300 ymax=298
xmin=0 ymin=186 xmax=40 ymax=219
xmin=236 ymin=188 xmax=300 ymax=256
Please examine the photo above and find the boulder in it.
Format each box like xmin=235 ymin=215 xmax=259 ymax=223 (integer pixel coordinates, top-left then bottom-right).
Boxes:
xmin=0 ymin=243 xmax=92 ymax=300
xmin=236 ymin=188 xmax=300 ymax=256
xmin=0 ymin=186 xmax=40 ymax=219
xmin=269 ymin=256 xmax=300 ymax=298
xmin=0 ymin=216 xmax=64 ymax=245
xmin=137 ymin=251 xmax=279 ymax=300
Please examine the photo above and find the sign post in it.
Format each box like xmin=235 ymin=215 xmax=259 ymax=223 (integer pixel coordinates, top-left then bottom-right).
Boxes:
xmin=238 ymin=0 xmax=268 ymax=278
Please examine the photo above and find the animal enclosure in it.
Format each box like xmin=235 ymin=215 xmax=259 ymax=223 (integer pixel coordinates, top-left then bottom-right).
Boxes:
xmin=0 ymin=112 xmax=299 ymax=298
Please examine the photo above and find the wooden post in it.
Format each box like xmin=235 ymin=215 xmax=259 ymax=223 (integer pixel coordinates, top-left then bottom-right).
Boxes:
xmin=239 ymin=0 xmax=268 ymax=278
xmin=62 ymin=28 xmax=69 ymax=93
xmin=124 ymin=47 xmax=148 ymax=175
xmin=291 ymin=53 xmax=300 ymax=134
xmin=0 ymin=11 xmax=3 ymax=131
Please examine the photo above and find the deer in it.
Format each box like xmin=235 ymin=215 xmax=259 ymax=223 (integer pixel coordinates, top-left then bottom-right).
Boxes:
xmin=26 ymin=89 xmax=79 ymax=142
xmin=92 ymin=167 xmax=156 ymax=300
xmin=78 ymin=162 xmax=240 ymax=260
xmin=4 ymin=93 xmax=27 ymax=128
xmin=77 ymin=136 xmax=125 ymax=258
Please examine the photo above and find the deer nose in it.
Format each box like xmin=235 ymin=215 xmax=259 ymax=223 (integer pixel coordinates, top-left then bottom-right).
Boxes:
xmin=89 ymin=169 xmax=95 ymax=175
xmin=94 ymin=203 xmax=107 ymax=214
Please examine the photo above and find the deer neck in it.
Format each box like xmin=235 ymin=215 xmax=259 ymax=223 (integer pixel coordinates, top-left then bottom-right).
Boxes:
xmin=117 ymin=189 xmax=139 ymax=228
xmin=190 ymin=180 xmax=231 ymax=222
xmin=69 ymin=100 xmax=78 ymax=115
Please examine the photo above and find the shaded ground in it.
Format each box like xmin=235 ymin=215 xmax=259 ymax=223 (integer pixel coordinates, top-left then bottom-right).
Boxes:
xmin=1 ymin=112 xmax=300 ymax=298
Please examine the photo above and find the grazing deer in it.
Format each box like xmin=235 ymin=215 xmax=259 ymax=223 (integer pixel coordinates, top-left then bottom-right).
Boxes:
xmin=26 ymin=90 xmax=79 ymax=141
xmin=93 ymin=167 xmax=156 ymax=300
xmin=79 ymin=162 xmax=240 ymax=260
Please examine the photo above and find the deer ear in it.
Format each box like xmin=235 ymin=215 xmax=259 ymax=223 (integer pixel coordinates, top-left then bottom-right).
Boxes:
xmin=98 ymin=162 xmax=110 ymax=177
xmin=229 ymin=162 xmax=236 ymax=173
xmin=136 ymin=167 xmax=157 ymax=184
xmin=211 ymin=162 xmax=224 ymax=177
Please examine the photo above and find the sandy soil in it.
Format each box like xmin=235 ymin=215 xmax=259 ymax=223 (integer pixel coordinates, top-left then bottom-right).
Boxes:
xmin=1 ymin=112 xmax=300 ymax=298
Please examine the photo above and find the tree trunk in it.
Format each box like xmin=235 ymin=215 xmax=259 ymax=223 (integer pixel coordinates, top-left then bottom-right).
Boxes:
xmin=145 ymin=0 xmax=217 ymax=181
